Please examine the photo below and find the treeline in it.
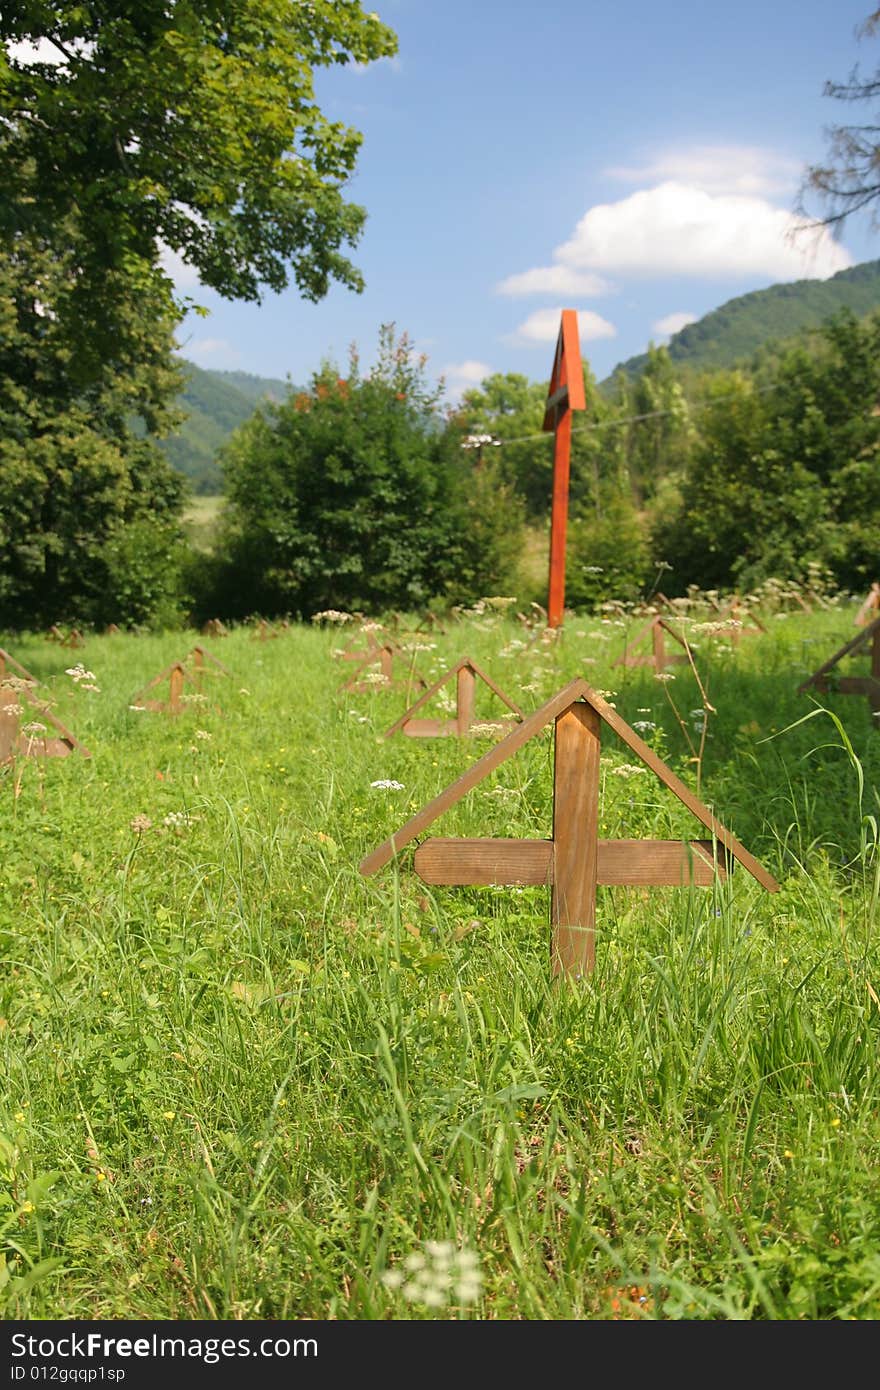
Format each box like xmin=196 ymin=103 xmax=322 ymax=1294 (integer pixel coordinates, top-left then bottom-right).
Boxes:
xmin=187 ymin=306 xmax=880 ymax=622
xmin=3 ymin=304 xmax=879 ymax=630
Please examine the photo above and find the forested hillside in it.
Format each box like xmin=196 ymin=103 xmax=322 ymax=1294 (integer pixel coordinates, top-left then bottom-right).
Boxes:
xmin=161 ymin=362 xmax=293 ymax=494
xmin=611 ymin=259 xmax=880 ymax=380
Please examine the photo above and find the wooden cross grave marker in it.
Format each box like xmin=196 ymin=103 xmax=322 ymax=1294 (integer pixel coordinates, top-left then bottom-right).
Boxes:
xmin=360 ymin=677 xmax=779 ymax=980
xmin=544 ymin=311 xmax=586 ymax=630
xmin=0 ymin=678 xmax=91 ymax=764
xmin=335 ymin=623 xmax=388 ymax=664
xmin=854 ymin=583 xmax=880 ymax=628
xmin=383 ymin=656 xmax=523 ymax=739
xmin=339 ymin=641 xmax=428 ymax=695
xmin=798 ymin=612 xmax=880 ymax=722
xmin=47 ymin=625 xmax=85 ymax=648
xmin=614 ymin=615 xmax=691 ymax=673
xmin=716 ymin=597 xmax=766 ymax=646
xmin=129 ymin=645 xmax=231 ymax=715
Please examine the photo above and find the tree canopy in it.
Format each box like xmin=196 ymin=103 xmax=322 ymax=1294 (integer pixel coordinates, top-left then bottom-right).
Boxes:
xmin=209 ymin=326 xmax=525 ymax=619
xmin=2 ymin=2 xmax=398 ymax=311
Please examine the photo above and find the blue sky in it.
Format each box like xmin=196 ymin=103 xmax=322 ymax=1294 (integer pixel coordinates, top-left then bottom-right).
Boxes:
xmin=166 ymin=0 xmax=880 ymax=397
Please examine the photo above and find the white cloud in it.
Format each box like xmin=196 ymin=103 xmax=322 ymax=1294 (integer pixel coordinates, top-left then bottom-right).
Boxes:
xmin=495 ymin=265 xmax=612 ymax=297
xmin=182 ymin=338 xmax=242 ymax=367
xmin=437 ymin=360 xmax=493 ymax=399
xmin=554 ymin=182 xmax=852 ymax=280
xmin=6 ymin=37 xmax=93 ymax=66
xmin=605 ymin=144 xmax=801 ymax=197
xmin=507 ymin=308 xmax=616 ymax=346
xmin=652 ymin=311 xmax=698 ymax=339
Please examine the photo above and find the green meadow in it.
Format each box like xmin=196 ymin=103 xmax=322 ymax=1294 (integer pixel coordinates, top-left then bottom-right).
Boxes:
xmin=2 ymin=592 xmax=880 ymax=1320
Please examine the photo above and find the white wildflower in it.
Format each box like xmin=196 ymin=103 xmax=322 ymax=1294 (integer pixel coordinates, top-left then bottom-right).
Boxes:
xmin=382 ymin=1241 xmax=483 ymax=1308
xmin=311 ymin=609 xmax=352 ymax=625
xmin=370 ymin=779 xmax=405 ymax=791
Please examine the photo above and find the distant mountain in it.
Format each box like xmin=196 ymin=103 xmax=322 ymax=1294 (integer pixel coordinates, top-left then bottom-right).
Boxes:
xmin=161 ymin=361 xmax=294 ymax=494
xmin=607 ymin=259 xmax=880 ymax=382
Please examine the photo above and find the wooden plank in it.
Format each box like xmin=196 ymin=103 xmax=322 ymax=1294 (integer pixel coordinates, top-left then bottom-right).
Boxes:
xmin=359 ymin=677 xmax=590 ymax=875
xmin=0 ymin=685 xmax=18 ymax=763
xmin=818 ymin=676 xmax=880 ymax=696
xmin=0 ymin=649 xmax=40 ymax=686
xmin=561 ymin=309 xmax=586 ymax=411
xmin=466 ymin=659 xmax=523 ymax=716
xmin=798 ymin=614 xmax=880 ymax=691
xmin=547 ymin=406 xmax=572 ymax=630
xmin=581 ymin=683 xmax=780 ymax=893
xmin=457 ymin=664 xmax=475 ymax=736
xmin=413 ymin=837 xmax=731 ymax=887
xmin=652 ymin=620 xmax=666 ymax=672
xmin=190 ymin=645 xmax=231 ymax=676
xmin=403 ymin=717 xmax=455 ymax=737
xmin=855 ymin=583 xmax=880 ymax=627
xmin=596 ymin=839 xmax=729 ymax=885
xmin=383 ymin=659 xmax=467 ymax=738
xmin=551 ymin=701 xmax=600 ymax=978
xmin=414 ymin=838 xmax=553 ymax=885
xmin=871 ymin=628 xmax=880 ymax=718
xmin=169 ymin=664 xmax=184 ymax=715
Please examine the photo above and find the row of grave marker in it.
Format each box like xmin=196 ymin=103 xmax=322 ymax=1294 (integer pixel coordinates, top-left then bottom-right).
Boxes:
xmin=5 ymin=599 xmax=880 ymax=980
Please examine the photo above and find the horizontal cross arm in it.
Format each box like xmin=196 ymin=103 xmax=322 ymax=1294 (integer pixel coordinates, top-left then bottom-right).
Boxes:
xmin=413 ymin=837 xmax=733 ymax=887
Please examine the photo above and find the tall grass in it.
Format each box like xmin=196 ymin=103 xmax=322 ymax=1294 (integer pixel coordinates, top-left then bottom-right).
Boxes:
xmin=2 ymin=597 xmax=880 ymax=1319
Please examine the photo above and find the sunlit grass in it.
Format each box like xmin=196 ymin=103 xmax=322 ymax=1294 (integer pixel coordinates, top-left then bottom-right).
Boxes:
xmin=2 ymin=594 xmax=880 ymax=1319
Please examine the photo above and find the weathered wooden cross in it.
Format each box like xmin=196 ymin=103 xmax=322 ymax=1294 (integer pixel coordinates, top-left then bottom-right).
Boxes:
xmin=614 ymin=615 xmax=691 ymax=673
xmin=544 ymin=311 xmax=586 ymax=630
xmin=854 ymin=583 xmax=880 ymax=629
xmin=129 ymin=645 xmax=230 ymax=715
xmin=0 ymin=679 xmax=91 ymax=764
xmin=360 ymin=677 xmax=779 ymax=979
xmin=339 ymin=641 xmax=427 ymax=695
xmin=798 ymin=612 xmax=880 ymax=722
xmin=383 ymin=656 xmax=522 ymax=739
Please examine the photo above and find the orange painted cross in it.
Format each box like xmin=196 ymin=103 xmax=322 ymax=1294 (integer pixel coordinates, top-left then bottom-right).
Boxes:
xmin=544 ymin=310 xmax=586 ymax=629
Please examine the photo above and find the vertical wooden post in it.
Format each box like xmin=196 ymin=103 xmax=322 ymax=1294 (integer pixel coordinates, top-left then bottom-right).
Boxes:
xmin=380 ymin=647 xmax=394 ymax=683
xmin=169 ymin=664 xmax=184 ymax=715
xmin=456 ymin=664 xmax=475 ymax=736
xmin=652 ymin=620 xmax=666 ymax=673
xmin=0 ymin=684 xmax=20 ymax=763
xmin=871 ymin=626 xmax=880 ymax=720
xmin=547 ymin=408 xmax=573 ymax=631
xmin=551 ymin=701 xmax=600 ymax=978
xmin=543 ymin=311 xmax=586 ymax=631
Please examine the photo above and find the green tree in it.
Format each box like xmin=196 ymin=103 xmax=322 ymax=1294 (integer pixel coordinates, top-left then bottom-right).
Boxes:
xmin=2 ymin=2 xmax=397 ymax=312
xmin=612 ymin=345 xmax=694 ymax=506
xmin=0 ymin=226 xmax=187 ymax=627
xmin=652 ymin=311 xmax=880 ymax=593
xmin=1 ymin=1 xmax=397 ymax=625
xmin=212 ymin=326 xmax=525 ymax=618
